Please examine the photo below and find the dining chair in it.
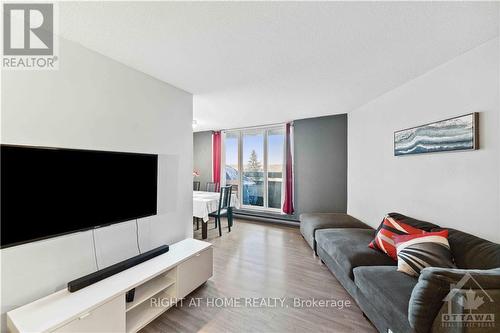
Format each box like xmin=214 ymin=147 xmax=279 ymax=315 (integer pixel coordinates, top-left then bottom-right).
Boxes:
xmin=193 ymin=181 xmax=201 ymax=230
xmin=230 ymin=184 xmax=238 ymax=197
xmin=229 ymin=185 xmax=238 ymax=227
xmin=209 ymin=185 xmax=232 ymax=236
xmin=206 ymin=182 xmax=218 ymax=192
xmin=193 ymin=181 xmax=200 ymax=191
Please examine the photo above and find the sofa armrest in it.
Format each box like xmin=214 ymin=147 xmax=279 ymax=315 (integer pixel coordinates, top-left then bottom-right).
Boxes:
xmin=409 ymin=267 xmax=500 ymax=333
xmin=430 ymin=288 xmax=500 ymax=333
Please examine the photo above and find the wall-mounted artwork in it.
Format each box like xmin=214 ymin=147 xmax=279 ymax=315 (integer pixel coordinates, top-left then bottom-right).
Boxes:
xmin=394 ymin=113 xmax=479 ymax=156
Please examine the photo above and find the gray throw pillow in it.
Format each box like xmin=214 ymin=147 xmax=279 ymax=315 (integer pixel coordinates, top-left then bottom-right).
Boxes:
xmin=395 ymin=230 xmax=456 ymax=277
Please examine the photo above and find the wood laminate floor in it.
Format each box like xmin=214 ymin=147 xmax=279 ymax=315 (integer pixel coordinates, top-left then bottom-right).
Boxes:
xmin=141 ymin=219 xmax=376 ymax=333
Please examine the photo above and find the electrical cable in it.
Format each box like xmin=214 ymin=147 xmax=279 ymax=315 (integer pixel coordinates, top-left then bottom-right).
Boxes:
xmin=135 ymin=219 xmax=141 ymax=254
xmin=91 ymin=228 xmax=99 ymax=270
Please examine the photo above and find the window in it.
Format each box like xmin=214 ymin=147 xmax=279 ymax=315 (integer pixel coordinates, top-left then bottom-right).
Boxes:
xmin=224 ymin=125 xmax=285 ymax=211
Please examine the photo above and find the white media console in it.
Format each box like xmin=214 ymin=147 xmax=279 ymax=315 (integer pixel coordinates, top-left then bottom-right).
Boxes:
xmin=7 ymin=238 xmax=213 ymax=333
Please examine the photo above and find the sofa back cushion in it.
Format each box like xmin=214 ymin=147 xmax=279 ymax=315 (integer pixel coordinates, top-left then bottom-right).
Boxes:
xmin=387 ymin=212 xmax=439 ymax=231
xmin=387 ymin=213 xmax=500 ymax=269
xmin=378 ymin=213 xmax=500 ymax=269
xmin=446 ymin=228 xmax=500 ymax=269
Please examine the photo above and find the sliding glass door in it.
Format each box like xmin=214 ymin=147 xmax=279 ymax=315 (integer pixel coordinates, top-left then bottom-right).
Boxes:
xmin=224 ymin=125 xmax=284 ymax=212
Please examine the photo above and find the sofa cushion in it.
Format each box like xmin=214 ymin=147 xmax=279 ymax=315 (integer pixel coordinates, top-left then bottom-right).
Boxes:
xmin=446 ymin=228 xmax=500 ymax=269
xmin=299 ymin=213 xmax=371 ymax=252
xmin=315 ymin=228 xmax=395 ymax=279
xmin=354 ymin=266 xmax=418 ymax=333
xmin=317 ymin=246 xmax=358 ymax=297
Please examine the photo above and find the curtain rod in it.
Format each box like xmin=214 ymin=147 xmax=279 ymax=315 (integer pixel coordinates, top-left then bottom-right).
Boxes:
xmin=220 ymin=121 xmax=293 ymax=133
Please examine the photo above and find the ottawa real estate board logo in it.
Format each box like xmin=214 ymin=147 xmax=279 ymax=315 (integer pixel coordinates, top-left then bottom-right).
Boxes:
xmin=441 ymin=272 xmax=495 ymax=329
xmin=2 ymin=2 xmax=58 ymax=70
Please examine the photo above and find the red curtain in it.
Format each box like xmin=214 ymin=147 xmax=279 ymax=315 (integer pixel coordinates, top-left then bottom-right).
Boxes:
xmin=212 ymin=131 xmax=221 ymax=191
xmin=282 ymin=123 xmax=294 ymax=214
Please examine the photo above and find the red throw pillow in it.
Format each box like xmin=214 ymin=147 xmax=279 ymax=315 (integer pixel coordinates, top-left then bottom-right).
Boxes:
xmin=393 ymin=229 xmax=448 ymax=244
xmin=369 ymin=215 xmax=425 ymax=260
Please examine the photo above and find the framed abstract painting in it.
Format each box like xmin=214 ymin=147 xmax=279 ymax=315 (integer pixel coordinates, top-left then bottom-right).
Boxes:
xmin=394 ymin=113 xmax=479 ymax=156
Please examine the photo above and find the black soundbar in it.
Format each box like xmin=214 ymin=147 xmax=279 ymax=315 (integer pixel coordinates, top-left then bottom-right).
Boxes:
xmin=67 ymin=244 xmax=169 ymax=292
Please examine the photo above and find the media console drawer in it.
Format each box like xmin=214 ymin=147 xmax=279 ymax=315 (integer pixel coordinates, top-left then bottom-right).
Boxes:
xmin=177 ymin=248 xmax=213 ymax=299
xmin=52 ymin=295 xmax=125 ymax=333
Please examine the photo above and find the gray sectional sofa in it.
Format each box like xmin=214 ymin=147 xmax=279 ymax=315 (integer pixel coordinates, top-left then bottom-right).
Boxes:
xmin=300 ymin=212 xmax=500 ymax=333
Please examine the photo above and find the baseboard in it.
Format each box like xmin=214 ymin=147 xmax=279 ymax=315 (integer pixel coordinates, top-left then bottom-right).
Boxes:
xmin=233 ymin=211 xmax=300 ymax=227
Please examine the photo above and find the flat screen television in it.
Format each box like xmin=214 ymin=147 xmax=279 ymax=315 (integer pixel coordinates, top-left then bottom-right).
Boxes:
xmin=1 ymin=144 xmax=158 ymax=248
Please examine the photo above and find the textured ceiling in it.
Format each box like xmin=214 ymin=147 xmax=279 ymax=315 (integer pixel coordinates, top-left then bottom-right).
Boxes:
xmin=59 ymin=2 xmax=499 ymax=131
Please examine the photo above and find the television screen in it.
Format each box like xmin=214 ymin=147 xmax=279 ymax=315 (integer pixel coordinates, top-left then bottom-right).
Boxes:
xmin=1 ymin=145 xmax=158 ymax=248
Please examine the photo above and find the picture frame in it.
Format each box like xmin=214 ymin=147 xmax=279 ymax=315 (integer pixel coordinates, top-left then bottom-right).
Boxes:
xmin=394 ymin=113 xmax=479 ymax=156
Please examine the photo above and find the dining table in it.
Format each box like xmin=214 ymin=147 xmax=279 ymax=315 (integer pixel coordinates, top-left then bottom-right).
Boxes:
xmin=193 ymin=190 xmax=240 ymax=239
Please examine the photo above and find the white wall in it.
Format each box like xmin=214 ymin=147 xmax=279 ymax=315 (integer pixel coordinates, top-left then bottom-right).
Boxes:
xmin=348 ymin=38 xmax=500 ymax=243
xmin=0 ymin=37 xmax=193 ymax=328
